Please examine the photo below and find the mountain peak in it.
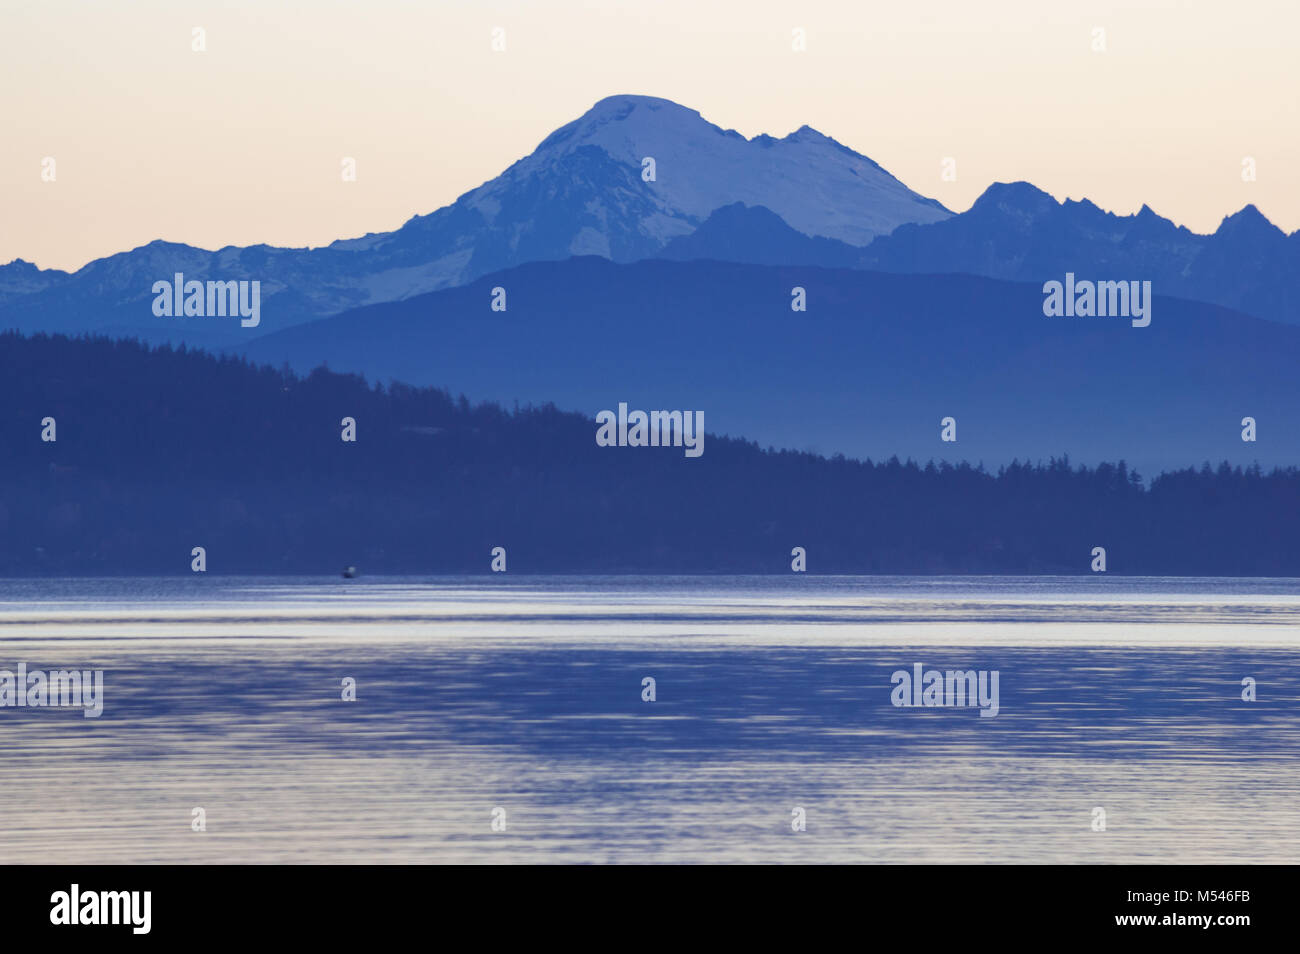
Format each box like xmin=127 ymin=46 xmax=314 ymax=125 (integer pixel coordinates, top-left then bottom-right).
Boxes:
xmin=1063 ymin=196 xmax=1103 ymax=214
xmin=586 ymin=93 xmax=691 ymax=114
xmin=972 ymin=181 xmax=1055 ymax=205
xmin=0 ymin=257 xmax=72 ymax=297
xmin=658 ymin=202 xmax=863 ymax=268
xmin=968 ymin=181 xmax=1058 ymax=221
xmin=537 ymin=94 xmax=720 ymax=152
xmin=1214 ymin=203 xmax=1283 ymax=241
xmin=0 ymin=257 xmax=72 ymax=275
xmin=784 ymin=123 xmax=830 ymax=142
xmin=483 ymin=94 xmax=951 ymax=248
xmin=573 ymin=93 xmax=704 ymax=129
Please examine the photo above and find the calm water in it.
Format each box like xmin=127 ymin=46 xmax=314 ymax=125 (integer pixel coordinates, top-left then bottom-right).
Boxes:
xmin=1 ymin=575 xmax=1298 ymax=863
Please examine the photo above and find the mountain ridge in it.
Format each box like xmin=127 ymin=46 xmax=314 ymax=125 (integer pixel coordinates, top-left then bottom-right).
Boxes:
xmin=859 ymin=180 xmax=1300 ymax=325
xmin=2 ymin=95 xmax=1296 ymax=341
xmin=234 ymin=254 xmax=1300 ymax=477
xmin=0 ymin=94 xmax=949 ymax=343
xmin=4 ymin=328 xmax=1298 ymax=576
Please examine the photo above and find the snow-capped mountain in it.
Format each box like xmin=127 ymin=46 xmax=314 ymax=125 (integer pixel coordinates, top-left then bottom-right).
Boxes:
xmin=449 ymin=94 xmax=951 ymax=252
xmin=0 ymin=94 xmax=950 ymax=344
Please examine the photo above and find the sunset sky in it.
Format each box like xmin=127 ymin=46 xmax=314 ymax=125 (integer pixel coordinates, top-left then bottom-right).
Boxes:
xmin=4 ymin=0 xmax=1297 ymax=272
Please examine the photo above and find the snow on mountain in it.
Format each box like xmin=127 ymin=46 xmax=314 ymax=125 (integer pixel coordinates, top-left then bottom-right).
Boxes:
xmin=0 ymin=94 xmax=951 ymax=342
xmin=459 ymin=94 xmax=951 ymax=249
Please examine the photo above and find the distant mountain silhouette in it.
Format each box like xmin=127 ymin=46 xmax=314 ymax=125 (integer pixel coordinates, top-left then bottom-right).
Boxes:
xmin=0 ymin=258 xmax=66 ymax=298
xmin=3 ymin=98 xmax=1295 ymax=347
xmin=657 ymin=203 xmax=863 ymax=267
xmin=2 ymin=331 xmax=1297 ymax=576
xmin=860 ymin=181 xmax=1300 ymax=326
xmin=236 ymin=256 xmax=1300 ymax=476
xmin=656 ymin=184 xmax=1300 ymax=328
xmin=0 ymin=95 xmax=949 ymax=344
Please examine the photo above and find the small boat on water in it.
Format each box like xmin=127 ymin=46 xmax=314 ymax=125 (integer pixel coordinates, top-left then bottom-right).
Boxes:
xmin=341 ymin=566 xmax=358 ymax=579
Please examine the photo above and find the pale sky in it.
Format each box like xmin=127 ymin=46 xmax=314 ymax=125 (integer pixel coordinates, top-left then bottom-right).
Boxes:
xmin=4 ymin=0 xmax=1297 ymax=272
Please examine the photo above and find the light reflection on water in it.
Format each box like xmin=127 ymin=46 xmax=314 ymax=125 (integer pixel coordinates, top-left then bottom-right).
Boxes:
xmin=1 ymin=575 xmax=1298 ymax=863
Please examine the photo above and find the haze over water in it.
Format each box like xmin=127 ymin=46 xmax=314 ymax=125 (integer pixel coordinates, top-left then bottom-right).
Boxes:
xmin=2 ymin=575 xmax=1298 ymax=863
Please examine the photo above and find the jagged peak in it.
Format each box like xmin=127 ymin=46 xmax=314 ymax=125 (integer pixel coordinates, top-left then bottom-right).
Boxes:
xmin=783 ymin=123 xmax=831 ymax=143
xmin=1125 ymin=202 xmax=1189 ymax=235
xmin=1 ymin=257 xmax=69 ymax=276
xmin=1214 ymin=203 xmax=1284 ymax=239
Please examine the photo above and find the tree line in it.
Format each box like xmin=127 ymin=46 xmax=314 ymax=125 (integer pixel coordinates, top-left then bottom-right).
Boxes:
xmin=1 ymin=331 xmax=1295 ymax=575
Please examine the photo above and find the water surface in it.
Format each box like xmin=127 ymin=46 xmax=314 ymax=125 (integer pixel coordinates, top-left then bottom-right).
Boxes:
xmin=1 ymin=575 xmax=1297 ymax=863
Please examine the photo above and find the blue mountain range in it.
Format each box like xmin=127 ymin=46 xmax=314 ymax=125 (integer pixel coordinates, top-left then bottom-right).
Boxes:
xmin=2 ymin=93 xmax=1296 ymax=472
